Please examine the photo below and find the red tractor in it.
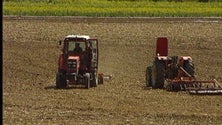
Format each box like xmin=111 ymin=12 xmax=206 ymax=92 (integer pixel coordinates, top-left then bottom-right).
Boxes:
xmin=56 ymin=35 xmax=103 ymax=89
xmin=146 ymin=37 xmax=222 ymax=94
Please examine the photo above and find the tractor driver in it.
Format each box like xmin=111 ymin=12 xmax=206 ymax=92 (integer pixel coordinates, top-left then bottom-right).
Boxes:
xmin=73 ymin=43 xmax=83 ymax=53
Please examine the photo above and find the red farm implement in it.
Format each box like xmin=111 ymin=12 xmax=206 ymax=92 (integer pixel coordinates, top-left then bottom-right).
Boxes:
xmin=146 ymin=37 xmax=222 ymax=95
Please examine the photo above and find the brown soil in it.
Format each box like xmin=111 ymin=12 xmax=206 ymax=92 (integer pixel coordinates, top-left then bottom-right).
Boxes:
xmin=3 ymin=16 xmax=222 ymax=125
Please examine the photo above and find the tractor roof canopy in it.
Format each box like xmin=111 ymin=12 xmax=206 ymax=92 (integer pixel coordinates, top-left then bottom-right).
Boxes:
xmin=65 ymin=35 xmax=90 ymax=40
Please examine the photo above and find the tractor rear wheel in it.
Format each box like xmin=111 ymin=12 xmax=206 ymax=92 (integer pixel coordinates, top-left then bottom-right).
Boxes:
xmin=151 ymin=60 xmax=165 ymax=89
xmin=183 ymin=60 xmax=195 ymax=77
xmin=56 ymin=72 xmax=67 ymax=89
xmin=146 ymin=66 xmax=152 ymax=87
xmin=91 ymin=73 xmax=98 ymax=87
xmin=84 ymin=73 xmax=90 ymax=89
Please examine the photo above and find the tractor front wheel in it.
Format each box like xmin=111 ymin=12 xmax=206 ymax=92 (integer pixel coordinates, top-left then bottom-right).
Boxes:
xmin=56 ymin=72 xmax=67 ymax=89
xmin=84 ymin=73 xmax=90 ymax=89
xmin=146 ymin=66 xmax=152 ymax=87
xmin=151 ymin=60 xmax=165 ymax=89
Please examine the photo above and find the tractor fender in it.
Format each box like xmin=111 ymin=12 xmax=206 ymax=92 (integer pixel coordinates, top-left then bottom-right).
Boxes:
xmin=58 ymin=54 xmax=66 ymax=71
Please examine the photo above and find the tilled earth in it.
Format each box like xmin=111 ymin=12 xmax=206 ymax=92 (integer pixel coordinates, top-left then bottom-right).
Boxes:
xmin=3 ymin=17 xmax=222 ymax=125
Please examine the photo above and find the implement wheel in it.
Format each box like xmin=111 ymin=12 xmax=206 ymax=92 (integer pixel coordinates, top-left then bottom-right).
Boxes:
xmin=98 ymin=73 xmax=104 ymax=84
xmin=151 ymin=60 xmax=165 ymax=89
xmin=183 ymin=59 xmax=195 ymax=77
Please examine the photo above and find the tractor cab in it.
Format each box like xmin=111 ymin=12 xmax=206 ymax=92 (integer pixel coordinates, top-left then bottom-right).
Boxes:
xmin=61 ymin=35 xmax=98 ymax=72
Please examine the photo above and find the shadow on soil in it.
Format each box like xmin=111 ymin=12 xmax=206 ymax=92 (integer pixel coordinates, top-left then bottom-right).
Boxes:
xmin=143 ymin=87 xmax=153 ymax=90
xmin=44 ymin=84 xmax=88 ymax=90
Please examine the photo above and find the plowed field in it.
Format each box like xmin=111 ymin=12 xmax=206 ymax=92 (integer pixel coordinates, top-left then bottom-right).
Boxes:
xmin=3 ymin=17 xmax=222 ymax=125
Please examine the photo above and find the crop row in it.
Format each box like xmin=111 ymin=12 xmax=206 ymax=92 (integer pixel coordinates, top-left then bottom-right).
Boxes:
xmin=3 ymin=0 xmax=222 ymax=17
